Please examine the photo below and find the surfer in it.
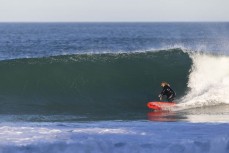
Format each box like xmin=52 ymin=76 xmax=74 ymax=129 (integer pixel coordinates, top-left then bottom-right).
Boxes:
xmin=158 ymin=81 xmax=176 ymax=102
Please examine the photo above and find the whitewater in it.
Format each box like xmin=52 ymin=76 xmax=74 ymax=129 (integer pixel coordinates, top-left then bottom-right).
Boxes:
xmin=0 ymin=122 xmax=228 ymax=153
xmin=179 ymin=53 xmax=229 ymax=108
xmin=0 ymin=23 xmax=229 ymax=153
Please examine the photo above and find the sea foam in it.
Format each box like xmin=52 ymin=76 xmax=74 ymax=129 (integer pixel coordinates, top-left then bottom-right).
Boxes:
xmin=178 ymin=52 xmax=229 ymax=109
xmin=0 ymin=121 xmax=228 ymax=153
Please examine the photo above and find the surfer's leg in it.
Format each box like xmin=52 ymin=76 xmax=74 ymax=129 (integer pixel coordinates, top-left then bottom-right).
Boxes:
xmin=167 ymin=94 xmax=175 ymax=102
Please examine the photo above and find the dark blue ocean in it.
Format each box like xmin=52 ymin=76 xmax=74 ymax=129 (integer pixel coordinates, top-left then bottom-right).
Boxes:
xmin=1 ymin=22 xmax=229 ymax=60
xmin=0 ymin=23 xmax=229 ymax=153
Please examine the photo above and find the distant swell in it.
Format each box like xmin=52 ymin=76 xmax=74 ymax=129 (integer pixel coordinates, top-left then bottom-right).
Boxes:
xmin=0 ymin=49 xmax=191 ymax=115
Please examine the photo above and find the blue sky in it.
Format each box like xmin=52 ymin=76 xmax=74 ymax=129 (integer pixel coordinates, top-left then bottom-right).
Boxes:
xmin=0 ymin=0 xmax=228 ymax=22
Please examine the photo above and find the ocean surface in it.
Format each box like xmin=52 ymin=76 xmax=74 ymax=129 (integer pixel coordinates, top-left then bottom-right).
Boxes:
xmin=0 ymin=22 xmax=229 ymax=153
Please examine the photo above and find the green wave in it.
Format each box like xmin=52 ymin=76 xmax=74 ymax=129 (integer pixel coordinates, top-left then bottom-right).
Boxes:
xmin=0 ymin=49 xmax=192 ymax=115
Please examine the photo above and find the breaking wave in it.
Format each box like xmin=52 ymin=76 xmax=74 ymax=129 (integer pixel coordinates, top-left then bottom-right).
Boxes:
xmin=0 ymin=48 xmax=228 ymax=116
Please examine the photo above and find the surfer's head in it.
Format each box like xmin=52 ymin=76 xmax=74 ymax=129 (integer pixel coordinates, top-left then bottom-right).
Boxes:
xmin=161 ymin=81 xmax=170 ymax=87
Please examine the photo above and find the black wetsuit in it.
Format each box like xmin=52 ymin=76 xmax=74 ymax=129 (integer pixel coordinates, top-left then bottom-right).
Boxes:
xmin=160 ymin=85 xmax=176 ymax=102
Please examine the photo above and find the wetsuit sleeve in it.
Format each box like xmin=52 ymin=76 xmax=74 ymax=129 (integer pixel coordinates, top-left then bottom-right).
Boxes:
xmin=160 ymin=86 xmax=167 ymax=95
xmin=168 ymin=86 xmax=176 ymax=95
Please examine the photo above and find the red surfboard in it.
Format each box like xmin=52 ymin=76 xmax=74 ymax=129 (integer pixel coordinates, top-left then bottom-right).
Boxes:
xmin=147 ymin=101 xmax=176 ymax=110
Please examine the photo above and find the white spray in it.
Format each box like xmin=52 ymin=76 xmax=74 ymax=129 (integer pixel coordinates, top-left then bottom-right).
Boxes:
xmin=178 ymin=52 xmax=229 ymax=109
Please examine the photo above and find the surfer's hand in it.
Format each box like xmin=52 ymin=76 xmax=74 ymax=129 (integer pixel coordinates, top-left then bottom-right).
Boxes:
xmin=158 ymin=94 xmax=162 ymax=101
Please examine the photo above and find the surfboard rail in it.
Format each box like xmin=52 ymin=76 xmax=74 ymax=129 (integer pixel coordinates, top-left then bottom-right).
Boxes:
xmin=147 ymin=101 xmax=176 ymax=110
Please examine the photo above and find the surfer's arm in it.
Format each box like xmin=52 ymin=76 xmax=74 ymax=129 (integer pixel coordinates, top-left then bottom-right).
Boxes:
xmin=160 ymin=87 xmax=166 ymax=95
xmin=159 ymin=87 xmax=166 ymax=101
xmin=158 ymin=93 xmax=163 ymax=101
xmin=159 ymin=95 xmax=162 ymax=101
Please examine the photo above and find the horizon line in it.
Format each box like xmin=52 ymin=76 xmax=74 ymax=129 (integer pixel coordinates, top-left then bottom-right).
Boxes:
xmin=0 ymin=21 xmax=229 ymax=23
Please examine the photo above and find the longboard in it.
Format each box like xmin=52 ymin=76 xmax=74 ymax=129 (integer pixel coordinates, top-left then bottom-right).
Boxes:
xmin=147 ymin=101 xmax=176 ymax=110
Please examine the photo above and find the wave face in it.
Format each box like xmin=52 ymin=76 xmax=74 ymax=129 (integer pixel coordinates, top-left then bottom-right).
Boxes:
xmin=1 ymin=48 xmax=228 ymax=116
xmin=0 ymin=49 xmax=191 ymax=115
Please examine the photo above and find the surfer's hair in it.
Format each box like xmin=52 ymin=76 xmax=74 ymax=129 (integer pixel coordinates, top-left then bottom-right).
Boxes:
xmin=161 ymin=81 xmax=170 ymax=87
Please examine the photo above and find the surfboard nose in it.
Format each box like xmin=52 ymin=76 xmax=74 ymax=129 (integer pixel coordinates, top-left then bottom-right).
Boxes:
xmin=147 ymin=102 xmax=161 ymax=110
